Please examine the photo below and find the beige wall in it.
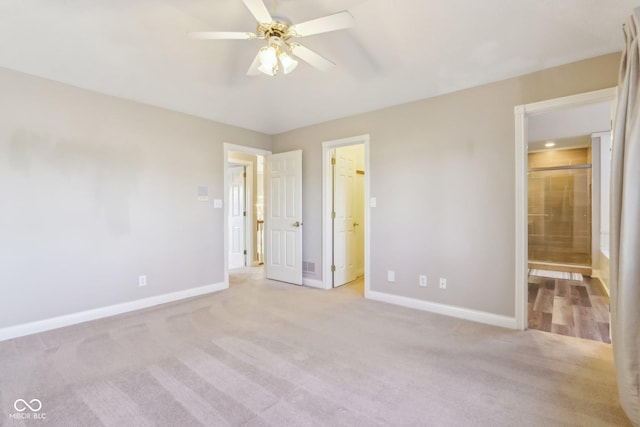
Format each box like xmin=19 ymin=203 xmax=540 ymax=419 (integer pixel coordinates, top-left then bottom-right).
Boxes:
xmin=0 ymin=52 xmax=620 ymax=329
xmin=0 ymin=67 xmax=271 ymax=328
xmin=272 ymin=53 xmax=619 ymax=317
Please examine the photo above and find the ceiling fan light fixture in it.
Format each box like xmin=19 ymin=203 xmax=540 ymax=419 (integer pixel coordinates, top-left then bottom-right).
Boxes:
xmin=258 ymin=45 xmax=278 ymax=76
xmin=279 ymin=50 xmax=298 ymax=74
xmin=259 ymin=45 xmax=278 ymax=67
xmin=258 ymin=62 xmax=277 ymax=76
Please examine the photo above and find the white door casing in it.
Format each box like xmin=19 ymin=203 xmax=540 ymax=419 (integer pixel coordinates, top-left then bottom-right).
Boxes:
xmin=333 ymin=147 xmax=358 ymax=287
xmin=228 ymin=165 xmax=246 ymax=269
xmin=514 ymin=87 xmax=616 ymax=330
xmin=265 ymin=150 xmax=303 ymax=285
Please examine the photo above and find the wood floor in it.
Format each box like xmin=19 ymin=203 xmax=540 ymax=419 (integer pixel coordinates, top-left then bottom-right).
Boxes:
xmin=528 ymin=275 xmax=611 ymax=343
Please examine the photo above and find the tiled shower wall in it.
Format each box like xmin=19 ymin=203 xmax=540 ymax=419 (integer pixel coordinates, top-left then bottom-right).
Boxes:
xmin=528 ymin=148 xmax=592 ymax=266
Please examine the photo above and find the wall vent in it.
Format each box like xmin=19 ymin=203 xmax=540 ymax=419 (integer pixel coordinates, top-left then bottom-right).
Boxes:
xmin=303 ymin=261 xmax=316 ymax=273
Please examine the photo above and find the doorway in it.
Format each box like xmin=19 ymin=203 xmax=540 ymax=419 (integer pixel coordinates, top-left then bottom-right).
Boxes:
xmin=227 ymin=152 xmax=260 ymax=270
xmin=514 ymin=88 xmax=616 ymax=332
xmin=526 ymin=137 xmax=612 ymax=342
xmin=322 ymin=135 xmax=370 ymax=296
xmin=228 ymin=164 xmax=248 ymax=269
xmin=224 ymin=144 xmax=271 ymax=287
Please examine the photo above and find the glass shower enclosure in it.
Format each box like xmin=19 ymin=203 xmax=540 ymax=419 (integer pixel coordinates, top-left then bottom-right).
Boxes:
xmin=528 ymin=165 xmax=592 ymax=266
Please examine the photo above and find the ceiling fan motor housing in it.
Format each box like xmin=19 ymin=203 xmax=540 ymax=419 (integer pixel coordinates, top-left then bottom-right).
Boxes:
xmin=258 ymin=21 xmax=291 ymax=40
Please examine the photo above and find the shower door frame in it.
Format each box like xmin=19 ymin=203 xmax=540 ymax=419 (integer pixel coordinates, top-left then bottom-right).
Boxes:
xmin=514 ymin=87 xmax=617 ymax=331
xmin=528 ymin=163 xmax=593 ymax=267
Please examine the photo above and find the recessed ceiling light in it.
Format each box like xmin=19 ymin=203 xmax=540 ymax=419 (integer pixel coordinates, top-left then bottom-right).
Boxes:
xmin=545 ymin=142 xmax=556 ymax=148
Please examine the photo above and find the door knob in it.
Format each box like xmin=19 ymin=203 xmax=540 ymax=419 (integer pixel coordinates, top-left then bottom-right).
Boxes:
xmin=353 ymin=222 xmax=360 ymax=227
xmin=293 ymin=221 xmax=302 ymax=227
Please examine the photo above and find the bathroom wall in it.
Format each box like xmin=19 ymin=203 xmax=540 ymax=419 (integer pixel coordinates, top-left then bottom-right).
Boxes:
xmin=592 ymin=131 xmax=612 ymax=292
xmin=528 ymin=146 xmax=590 ymax=168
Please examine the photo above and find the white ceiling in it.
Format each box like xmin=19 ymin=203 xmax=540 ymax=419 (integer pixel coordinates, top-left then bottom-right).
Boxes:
xmin=528 ymin=101 xmax=612 ymax=151
xmin=0 ymin=0 xmax=633 ymax=135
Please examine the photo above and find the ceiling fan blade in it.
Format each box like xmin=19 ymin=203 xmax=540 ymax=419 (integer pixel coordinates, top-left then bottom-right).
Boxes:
xmin=289 ymin=43 xmax=335 ymax=72
xmin=242 ymin=0 xmax=273 ymax=24
xmin=189 ymin=31 xmax=256 ymax=40
xmin=289 ymin=11 xmax=354 ymax=37
xmin=247 ymin=51 xmax=262 ymax=76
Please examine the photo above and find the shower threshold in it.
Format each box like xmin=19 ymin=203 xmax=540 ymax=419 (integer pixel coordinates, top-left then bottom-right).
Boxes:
xmin=527 ymin=261 xmax=591 ymax=276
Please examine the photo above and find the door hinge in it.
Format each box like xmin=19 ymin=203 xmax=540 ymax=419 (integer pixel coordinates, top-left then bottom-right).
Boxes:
xmin=331 ymin=265 xmax=336 ymax=272
xmin=331 ymin=157 xmax=336 ymax=165
xmin=243 ymin=211 xmax=247 ymax=217
xmin=243 ymin=250 xmax=247 ymax=255
xmin=243 ymin=172 xmax=247 ymax=178
xmin=332 ymin=211 xmax=336 ymax=219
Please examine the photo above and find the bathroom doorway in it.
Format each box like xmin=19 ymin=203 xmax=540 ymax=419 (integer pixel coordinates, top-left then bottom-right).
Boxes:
xmin=526 ymin=139 xmax=611 ymax=343
xmin=514 ymin=88 xmax=616 ymax=339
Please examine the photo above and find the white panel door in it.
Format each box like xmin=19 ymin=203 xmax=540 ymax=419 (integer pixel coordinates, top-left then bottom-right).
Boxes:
xmin=228 ymin=165 xmax=246 ymax=269
xmin=265 ymin=150 xmax=302 ymax=285
xmin=333 ymin=147 xmax=357 ymax=287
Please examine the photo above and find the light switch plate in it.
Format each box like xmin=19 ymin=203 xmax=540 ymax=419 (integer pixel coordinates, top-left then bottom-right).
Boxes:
xmin=370 ymin=197 xmax=377 ymax=208
xmin=214 ymin=199 xmax=223 ymax=208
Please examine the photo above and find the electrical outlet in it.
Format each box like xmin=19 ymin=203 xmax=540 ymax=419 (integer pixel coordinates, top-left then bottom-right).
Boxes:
xmin=419 ymin=275 xmax=427 ymax=287
xmin=387 ymin=270 xmax=395 ymax=282
xmin=439 ymin=278 xmax=447 ymax=289
xmin=139 ymin=275 xmax=147 ymax=287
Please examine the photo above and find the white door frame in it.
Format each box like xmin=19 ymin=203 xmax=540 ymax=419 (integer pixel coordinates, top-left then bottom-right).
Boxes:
xmin=223 ymin=143 xmax=271 ymax=288
xmin=322 ymin=134 xmax=371 ymax=295
xmin=513 ymin=87 xmax=616 ymax=330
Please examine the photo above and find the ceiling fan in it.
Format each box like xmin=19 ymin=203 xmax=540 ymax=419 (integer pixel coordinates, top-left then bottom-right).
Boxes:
xmin=189 ymin=0 xmax=354 ymax=76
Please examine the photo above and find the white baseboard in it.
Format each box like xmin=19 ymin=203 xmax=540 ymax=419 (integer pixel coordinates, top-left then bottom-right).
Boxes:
xmin=303 ymin=278 xmax=329 ymax=289
xmin=0 ymin=282 xmax=227 ymax=342
xmin=366 ymin=290 xmax=517 ymax=330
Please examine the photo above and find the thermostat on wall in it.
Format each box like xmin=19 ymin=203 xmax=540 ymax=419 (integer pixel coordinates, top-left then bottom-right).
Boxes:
xmin=197 ymin=186 xmax=209 ymax=201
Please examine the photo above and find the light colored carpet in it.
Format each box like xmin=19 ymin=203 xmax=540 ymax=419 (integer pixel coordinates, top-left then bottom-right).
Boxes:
xmin=0 ymin=267 xmax=630 ymax=426
xmin=529 ymin=269 xmax=583 ymax=281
